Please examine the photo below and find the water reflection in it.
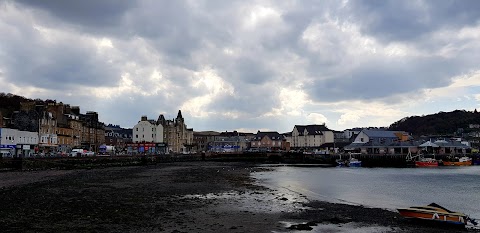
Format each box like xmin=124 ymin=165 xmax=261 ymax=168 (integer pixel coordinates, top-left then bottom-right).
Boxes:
xmin=254 ymin=166 xmax=480 ymax=219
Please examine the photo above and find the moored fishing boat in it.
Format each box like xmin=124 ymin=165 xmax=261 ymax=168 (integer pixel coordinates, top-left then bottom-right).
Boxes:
xmin=415 ymin=157 xmax=438 ymax=167
xmin=397 ymin=203 xmax=478 ymax=227
xmin=443 ymin=156 xmax=472 ymax=166
xmin=336 ymin=153 xmax=362 ymax=167
xmin=347 ymin=157 xmax=362 ymax=167
xmin=406 ymin=152 xmax=438 ymax=167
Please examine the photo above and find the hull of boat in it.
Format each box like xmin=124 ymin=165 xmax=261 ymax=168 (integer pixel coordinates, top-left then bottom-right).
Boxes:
xmin=443 ymin=161 xmax=472 ymax=166
xmin=336 ymin=159 xmax=346 ymax=167
xmin=398 ymin=209 xmax=466 ymax=226
xmin=348 ymin=161 xmax=362 ymax=167
xmin=415 ymin=161 xmax=438 ymax=167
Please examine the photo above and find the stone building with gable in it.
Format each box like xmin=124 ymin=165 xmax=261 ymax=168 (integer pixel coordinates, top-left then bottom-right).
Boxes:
xmin=129 ymin=110 xmax=193 ymax=154
xmin=158 ymin=110 xmax=193 ymax=153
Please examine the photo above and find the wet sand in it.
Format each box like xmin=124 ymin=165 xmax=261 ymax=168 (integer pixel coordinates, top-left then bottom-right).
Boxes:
xmin=0 ymin=162 xmax=477 ymax=232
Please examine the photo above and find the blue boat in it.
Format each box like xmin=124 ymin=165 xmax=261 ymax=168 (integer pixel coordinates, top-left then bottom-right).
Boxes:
xmin=348 ymin=158 xmax=362 ymax=167
xmin=336 ymin=153 xmax=362 ymax=167
xmin=473 ymin=155 xmax=480 ymax=165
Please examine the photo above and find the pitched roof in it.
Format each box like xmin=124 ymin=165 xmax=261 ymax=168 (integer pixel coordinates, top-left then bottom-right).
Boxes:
xmin=431 ymin=140 xmax=470 ymax=148
xmin=252 ymin=131 xmax=283 ymax=141
xmin=362 ymin=129 xmax=405 ymax=138
xmin=345 ymin=140 xmax=417 ymax=149
xmin=282 ymin=132 xmax=292 ymax=137
xmin=419 ymin=141 xmax=439 ymax=147
xmin=295 ymin=124 xmax=330 ymax=135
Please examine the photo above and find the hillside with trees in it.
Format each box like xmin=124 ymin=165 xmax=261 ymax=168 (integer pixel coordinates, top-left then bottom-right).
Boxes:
xmin=389 ymin=110 xmax=480 ymax=136
xmin=0 ymin=93 xmax=34 ymax=117
xmin=0 ymin=93 xmax=57 ymax=120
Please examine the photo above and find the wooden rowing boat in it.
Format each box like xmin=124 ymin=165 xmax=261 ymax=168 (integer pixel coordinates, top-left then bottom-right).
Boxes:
xmin=397 ymin=203 xmax=477 ymax=227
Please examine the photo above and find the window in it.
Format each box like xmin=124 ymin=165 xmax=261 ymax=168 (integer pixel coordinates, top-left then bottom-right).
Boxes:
xmin=136 ymin=135 xmax=138 ymax=138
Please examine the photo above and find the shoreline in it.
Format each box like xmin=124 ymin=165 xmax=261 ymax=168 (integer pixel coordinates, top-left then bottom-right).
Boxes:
xmin=0 ymin=162 xmax=478 ymax=232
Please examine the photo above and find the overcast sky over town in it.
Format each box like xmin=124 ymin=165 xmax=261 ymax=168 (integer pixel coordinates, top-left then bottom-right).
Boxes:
xmin=1 ymin=0 xmax=480 ymax=132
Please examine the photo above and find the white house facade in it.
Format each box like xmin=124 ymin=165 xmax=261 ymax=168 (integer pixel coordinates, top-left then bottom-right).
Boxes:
xmin=133 ymin=116 xmax=164 ymax=143
xmin=291 ymin=124 xmax=334 ymax=149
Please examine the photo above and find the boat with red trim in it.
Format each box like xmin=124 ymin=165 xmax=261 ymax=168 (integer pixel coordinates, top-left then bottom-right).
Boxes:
xmin=415 ymin=157 xmax=438 ymax=167
xmin=406 ymin=152 xmax=439 ymax=167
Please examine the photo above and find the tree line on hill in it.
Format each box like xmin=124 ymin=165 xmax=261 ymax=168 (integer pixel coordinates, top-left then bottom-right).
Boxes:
xmin=389 ymin=109 xmax=480 ymax=137
xmin=0 ymin=93 xmax=57 ymax=119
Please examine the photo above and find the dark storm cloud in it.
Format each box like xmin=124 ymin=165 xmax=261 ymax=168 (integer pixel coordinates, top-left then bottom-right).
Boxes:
xmin=305 ymin=56 xmax=460 ymax=102
xmin=16 ymin=0 xmax=136 ymax=29
xmin=347 ymin=0 xmax=480 ymax=42
xmin=0 ymin=26 xmax=120 ymax=89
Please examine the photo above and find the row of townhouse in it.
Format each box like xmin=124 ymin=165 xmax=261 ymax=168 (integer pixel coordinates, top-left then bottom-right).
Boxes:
xmin=249 ymin=124 xmax=335 ymax=152
xmin=104 ymin=124 xmax=133 ymax=153
xmin=0 ymin=101 xmax=105 ymax=157
xmin=190 ymin=124 xmax=336 ymax=153
xmin=129 ymin=110 xmax=194 ymax=154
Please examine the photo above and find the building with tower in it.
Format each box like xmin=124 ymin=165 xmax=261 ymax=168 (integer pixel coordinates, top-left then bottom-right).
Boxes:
xmin=158 ymin=110 xmax=194 ymax=153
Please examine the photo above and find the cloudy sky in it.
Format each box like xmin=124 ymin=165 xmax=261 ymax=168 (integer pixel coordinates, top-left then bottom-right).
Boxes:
xmin=1 ymin=0 xmax=480 ymax=133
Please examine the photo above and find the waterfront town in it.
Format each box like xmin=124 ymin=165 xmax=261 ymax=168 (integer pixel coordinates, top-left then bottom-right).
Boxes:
xmin=1 ymin=99 xmax=479 ymax=162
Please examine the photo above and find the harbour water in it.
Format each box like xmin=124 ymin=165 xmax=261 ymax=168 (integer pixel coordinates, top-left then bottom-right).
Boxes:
xmin=254 ymin=166 xmax=480 ymax=220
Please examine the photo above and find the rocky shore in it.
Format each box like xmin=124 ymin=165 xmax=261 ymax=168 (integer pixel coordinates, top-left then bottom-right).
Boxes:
xmin=0 ymin=162 xmax=478 ymax=232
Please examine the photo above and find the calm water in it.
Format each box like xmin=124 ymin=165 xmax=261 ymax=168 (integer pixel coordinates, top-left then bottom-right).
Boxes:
xmin=254 ymin=166 xmax=480 ymax=219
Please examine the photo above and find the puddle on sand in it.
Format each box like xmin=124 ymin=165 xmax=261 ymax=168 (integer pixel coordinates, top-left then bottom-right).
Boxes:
xmin=276 ymin=221 xmax=399 ymax=233
xmin=182 ymin=190 xmax=309 ymax=213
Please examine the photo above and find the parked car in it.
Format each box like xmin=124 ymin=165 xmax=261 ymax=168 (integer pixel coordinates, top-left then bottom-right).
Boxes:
xmin=70 ymin=149 xmax=84 ymax=157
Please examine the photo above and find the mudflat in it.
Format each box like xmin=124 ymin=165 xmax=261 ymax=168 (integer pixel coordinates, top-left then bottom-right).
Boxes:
xmin=0 ymin=162 xmax=477 ymax=233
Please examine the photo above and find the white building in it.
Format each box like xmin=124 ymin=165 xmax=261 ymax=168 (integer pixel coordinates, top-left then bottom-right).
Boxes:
xmin=352 ymin=129 xmax=407 ymax=144
xmin=291 ymin=124 xmax=334 ymax=149
xmin=133 ymin=116 xmax=164 ymax=143
xmin=343 ymin=128 xmax=362 ymax=140
xmin=0 ymin=128 xmax=39 ymax=157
